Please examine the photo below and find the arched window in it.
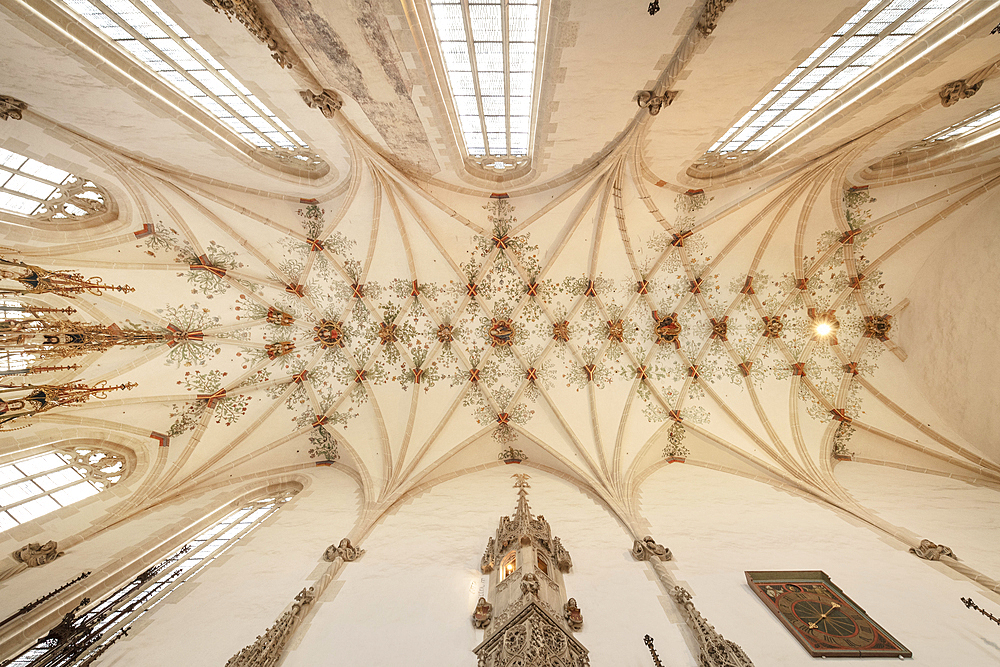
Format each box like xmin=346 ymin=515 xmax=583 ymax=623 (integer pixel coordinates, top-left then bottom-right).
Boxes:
xmin=0 ymin=447 xmax=126 ymax=532
xmin=536 ymin=553 xmax=548 ymax=576
xmin=60 ymin=0 xmax=323 ymax=172
xmin=0 ymin=148 xmax=109 ymax=222
xmin=6 ymin=491 xmax=296 ymax=666
xmin=500 ymin=550 xmax=517 ymax=581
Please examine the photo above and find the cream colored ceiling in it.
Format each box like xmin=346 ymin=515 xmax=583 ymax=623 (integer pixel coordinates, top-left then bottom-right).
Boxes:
xmin=2 ymin=0 xmax=1000 ymax=530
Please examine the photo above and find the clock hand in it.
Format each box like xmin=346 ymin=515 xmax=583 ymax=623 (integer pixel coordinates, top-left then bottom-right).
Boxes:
xmin=807 ymin=602 xmax=841 ymax=629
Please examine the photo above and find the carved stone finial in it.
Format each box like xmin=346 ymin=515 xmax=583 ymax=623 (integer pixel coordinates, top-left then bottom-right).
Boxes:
xmin=910 ymin=539 xmax=957 ymax=561
xmin=480 ymin=536 xmax=495 ymax=574
xmin=225 ymin=587 xmax=315 ymax=667
xmin=323 ymin=537 xmax=364 ymax=562
xmin=473 ymin=597 xmax=493 ymax=628
xmin=672 ymin=585 xmax=755 ymax=667
xmin=552 ymin=535 xmax=572 ymax=572
xmin=563 ymin=598 xmax=583 ymax=631
xmin=0 ymin=95 xmax=26 ymax=121
xmin=300 ymin=89 xmax=343 ymax=118
xmin=632 ymin=535 xmax=672 ymax=561
xmin=12 ymin=541 xmax=63 ymax=567
xmin=637 ymin=90 xmax=677 ymax=116
xmin=939 ymin=79 xmax=983 ymax=107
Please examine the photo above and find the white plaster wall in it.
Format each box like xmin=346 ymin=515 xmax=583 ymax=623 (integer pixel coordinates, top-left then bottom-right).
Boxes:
xmin=285 ymin=465 xmax=688 ymax=667
xmin=896 ymin=190 xmax=1000 ymax=463
xmin=836 ymin=463 xmax=1000 ymax=578
xmin=97 ymin=469 xmax=361 ymax=666
xmin=640 ymin=464 xmax=1000 ymax=666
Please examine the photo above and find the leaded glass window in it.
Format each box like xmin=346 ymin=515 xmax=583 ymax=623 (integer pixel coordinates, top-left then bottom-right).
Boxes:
xmin=429 ymin=0 xmax=540 ymax=172
xmin=0 ymin=447 xmax=127 ymax=532
xmin=60 ymin=0 xmax=318 ymax=165
xmin=5 ymin=492 xmax=294 ymax=667
xmin=0 ymin=148 xmax=108 ymax=221
xmin=706 ymin=0 xmax=966 ymax=157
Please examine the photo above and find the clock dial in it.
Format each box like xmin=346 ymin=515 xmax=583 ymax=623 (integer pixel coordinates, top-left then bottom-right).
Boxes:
xmin=746 ymin=571 xmax=912 ymax=658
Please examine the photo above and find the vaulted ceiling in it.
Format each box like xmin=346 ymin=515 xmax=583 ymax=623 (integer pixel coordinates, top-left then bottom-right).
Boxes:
xmin=2 ymin=0 xmax=999 ymax=530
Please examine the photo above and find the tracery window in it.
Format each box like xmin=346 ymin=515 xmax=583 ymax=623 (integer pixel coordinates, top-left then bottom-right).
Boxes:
xmin=0 ymin=148 xmax=108 ymax=222
xmin=0 ymin=447 xmax=126 ymax=532
xmin=500 ymin=550 xmax=517 ymax=580
xmin=705 ymin=0 xmax=965 ymax=157
xmin=61 ymin=0 xmax=318 ymax=166
xmin=428 ymin=0 xmax=540 ymax=172
xmin=5 ymin=492 xmax=294 ymax=666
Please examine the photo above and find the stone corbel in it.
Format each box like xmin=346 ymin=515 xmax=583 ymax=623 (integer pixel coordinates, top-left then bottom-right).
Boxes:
xmin=300 ymin=89 xmax=343 ymax=118
xmin=12 ymin=541 xmax=63 ymax=568
xmin=637 ymin=90 xmax=677 ymax=116
xmin=939 ymin=79 xmax=983 ymax=107
xmin=322 ymin=537 xmax=364 ymax=562
xmin=631 ymin=535 xmax=672 ymax=561
xmin=910 ymin=539 xmax=957 ymax=561
xmin=1 ymin=95 xmax=27 ymax=121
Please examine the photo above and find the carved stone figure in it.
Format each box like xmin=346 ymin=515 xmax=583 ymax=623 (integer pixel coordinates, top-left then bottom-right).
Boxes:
xmin=0 ymin=95 xmax=26 ymax=121
xmin=520 ymin=572 xmax=540 ymax=597
xmin=323 ymin=538 xmax=364 ymax=562
xmin=910 ymin=539 xmax=957 ymax=561
xmin=12 ymin=541 xmax=63 ymax=567
xmin=300 ymin=89 xmax=343 ymax=118
xmin=564 ymin=598 xmax=584 ymax=631
xmin=939 ymin=79 xmax=983 ymax=107
xmin=473 ymin=597 xmax=493 ymax=628
xmin=632 ymin=535 xmax=672 ymax=561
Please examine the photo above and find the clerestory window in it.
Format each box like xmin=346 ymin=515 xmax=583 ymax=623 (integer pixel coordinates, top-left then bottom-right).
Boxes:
xmin=0 ymin=148 xmax=108 ymax=221
xmin=61 ymin=0 xmax=319 ymax=167
xmin=428 ymin=0 xmax=540 ymax=172
xmin=5 ymin=492 xmax=295 ymax=666
xmin=0 ymin=447 xmax=127 ymax=532
xmin=923 ymin=102 xmax=1000 ymax=143
xmin=706 ymin=0 xmax=966 ymax=157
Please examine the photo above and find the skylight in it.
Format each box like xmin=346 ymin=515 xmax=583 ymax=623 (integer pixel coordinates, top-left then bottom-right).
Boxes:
xmin=0 ymin=148 xmax=105 ymax=220
xmin=429 ymin=0 xmax=540 ymax=167
xmin=708 ymin=0 xmax=965 ymax=155
xmin=924 ymin=102 xmax=1000 ymax=142
xmin=62 ymin=0 xmax=308 ymax=153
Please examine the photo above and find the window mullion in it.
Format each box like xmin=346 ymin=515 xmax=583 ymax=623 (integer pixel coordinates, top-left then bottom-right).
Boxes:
xmin=83 ymin=0 xmax=288 ymax=151
xmin=727 ymin=0 xmax=936 ymax=153
xmin=503 ymin=0 xmax=511 ymax=156
xmin=127 ymin=0 xmax=299 ymax=147
xmin=0 ymin=478 xmax=93 ymax=513
xmin=726 ymin=0 xmax=897 ymax=151
xmin=0 ymin=186 xmax=47 ymax=206
xmin=462 ymin=0 xmax=491 ymax=157
xmin=744 ymin=0 xmax=930 ymax=150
